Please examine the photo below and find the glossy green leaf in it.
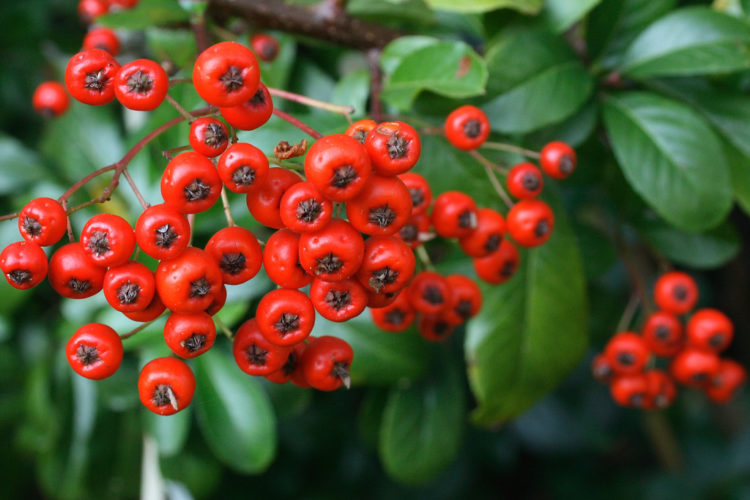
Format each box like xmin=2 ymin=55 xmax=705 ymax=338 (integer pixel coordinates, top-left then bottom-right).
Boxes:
xmin=526 ymin=99 xmax=598 ymax=149
xmin=348 ymin=0 xmax=435 ymax=24
xmin=317 ymin=314 xmax=428 ymax=385
xmin=723 ymin=139 xmax=750 ymax=216
xmin=380 ymin=36 xmax=438 ymax=75
xmin=194 ymin=349 xmax=276 ymax=474
xmin=381 ymin=39 xmax=487 ymax=110
xmin=145 ymin=28 xmax=196 ymax=70
xmin=620 ymin=7 xmax=750 ymax=78
xmin=331 ymin=69 xmax=371 ymax=117
xmin=542 ymin=0 xmax=602 ymax=33
xmin=465 ymin=191 xmax=587 ymax=426
xmin=97 ymin=0 xmax=189 ymax=29
xmin=602 ymin=92 xmax=732 ymax=231
xmin=0 ymin=135 xmax=45 ymax=195
xmin=143 ymin=404 xmax=191 ymax=457
xmin=423 ymin=0 xmax=541 ymax=14
xmin=379 ymin=360 xmax=465 ymax=484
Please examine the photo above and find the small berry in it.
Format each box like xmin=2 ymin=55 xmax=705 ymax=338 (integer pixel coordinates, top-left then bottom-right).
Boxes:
xmin=219 ymin=82 xmax=273 ymax=130
xmin=431 ymin=191 xmax=478 ymax=239
xmin=18 ymin=197 xmax=68 ymax=246
xmin=256 ymin=288 xmax=315 ymax=346
xmin=246 ymin=167 xmax=301 ymax=229
xmin=473 ymin=239 xmax=520 ymax=284
xmin=365 ymin=121 xmax=421 ymax=176
xmin=345 ymin=119 xmax=376 ymax=144
xmin=114 ymin=58 xmax=169 ymax=111
xmin=686 ymin=308 xmax=733 ymax=353
xmin=250 ymin=33 xmax=280 ymax=62
xmin=610 ymin=373 xmax=649 ymax=408
xmin=66 ymin=323 xmax=123 ymax=380
xmin=0 ymin=241 xmax=48 ymax=290
xmin=345 ymin=175 xmax=412 ymax=236
xmin=356 ymin=236 xmax=415 ymax=295
xmin=204 ymin=226 xmax=263 ymax=285
xmin=263 ymin=229 xmax=312 ymax=289
xmin=418 ymin=314 xmax=458 ymax=342
xmin=135 ymin=204 xmax=191 ymax=261
xmin=279 ymin=181 xmax=333 ymax=233
xmin=298 ymin=219 xmax=365 ymax=282
xmin=138 ymin=357 xmax=196 ymax=415
xmin=407 ymin=271 xmax=450 ymax=315
xmin=32 ymin=82 xmax=70 ymax=118
xmin=370 ymin=292 xmax=415 ymax=332
xmin=233 ymin=318 xmax=291 ymax=376
xmin=442 ymin=274 xmax=482 ymax=324
xmin=506 ymin=163 xmax=544 ymax=199
xmin=65 ymin=48 xmax=120 ymax=106
xmin=444 ymin=105 xmax=490 ymax=151
xmin=506 ymin=199 xmax=554 ymax=248
xmin=670 ymin=348 xmax=721 ymax=388
xmin=82 ymin=27 xmax=120 ymax=55
xmin=164 ymin=312 xmax=216 ymax=358
xmin=103 ymin=261 xmax=156 ymax=312
xmin=540 ymin=141 xmax=576 ymax=179
xmin=161 ymin=152 xmax=223 ymax=214
xmin=80 ymin=213 xmax=136 ymax=268
xmin=300 ymin=336 xmax=353 ymax=391
xmin=591 ymin=354 xmax=614 ymax=383
xmin=706 ymin=359 xmax=746 ymax=404
xmin=193 ymin=41 xmax=260 ymax=108
xmin=641 ymin=311 xmax=684 ymax=357
xmin=155 ymin=247 xmax=223 ymax=313
xmin=48 ymin=243 xmax=106 ymax=299
xmin=458 ymin=208 xmax=506 ymax=258
xmin=124 ymin=294 xmax=166 ymax=322
xmin=653 ymin=271 xmax=698 ymax=315
xmin=304 ymin=134 xmax=372 ymax=202
xmin=398 ymin=172 xmax=432 ymax=216
xmin=604 ymin=332 xmax=650 ymax=375
xmin=217 ymin=142 xmax=269 ymax=193
xmin=310 ymin=278 xmax=368 ymax=322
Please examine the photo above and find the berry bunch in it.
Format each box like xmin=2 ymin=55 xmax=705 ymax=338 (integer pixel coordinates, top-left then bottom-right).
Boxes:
xmin=593 ymin=272 xmax=747 ymax=409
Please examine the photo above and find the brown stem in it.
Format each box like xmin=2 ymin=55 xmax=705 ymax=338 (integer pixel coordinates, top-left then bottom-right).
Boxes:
xmin=470 ymin=150 xmax=514 ymax=208
xmin=367 ymin=49 xmax=383 ymax=121
xmin=165 ymin=94 xmax=196 ymax=122
xmin=192 ymin=11 xmax=210 ymax=53
xmin=61 ymin=199 xmax=75 ymax=242
xmin=642 ymin=412 xmax=684 ymax=471
xmin=207 ymin=0 xmax=400 ymax=50
xmin=268 ymin=87 xmax=354 ymax=115
xmin=122 ymin=170 xmax=150 ymax=210
xmin=120 ymin=314 xmax=165 ymax=339
xmin=272 ymin=108 xmax=323 ymax=139
xmin=220 ymin=187 xmax=236 ymax=227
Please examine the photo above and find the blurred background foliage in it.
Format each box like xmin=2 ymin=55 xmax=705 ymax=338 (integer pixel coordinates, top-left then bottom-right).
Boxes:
xmin=2 ymin=0 xmax=750 ymax=498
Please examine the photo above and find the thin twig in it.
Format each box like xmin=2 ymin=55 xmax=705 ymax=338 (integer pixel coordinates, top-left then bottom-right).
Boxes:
xmin=272 ymin=109 xmax=323 ymax=139
xmin=482 ymin=141 xmax=541 ymax=159
xmin=122 ymin=170 xmax=150 ymax=209
xmin=367 ymin=49 xmax=383 ymax=121
xmin=165 ymin=94 xmax=196 ymax=122
xmin=61 ymin=199 xmax=75 ymax=242
xmin=470 ymin=150 xmax=514 ymax=208
xmin=615 ymin=293 xmax=640 ymax=333
xmin=415 ymin=245 xmax=435 ymax=272
xmin=642 ymin=412 xmax=684 ymax=471
xmin=268 ymin=87 xmax=354 ymax=116
xmin=220 ymin=187 xmax=236 ymax=227
xmin=120 ymin=314 xmax=165 ymax=340
xmin=215 ymin=317 xmax=234 ymax=340
xmin=162 ymin=145 xmax=191 ymax=160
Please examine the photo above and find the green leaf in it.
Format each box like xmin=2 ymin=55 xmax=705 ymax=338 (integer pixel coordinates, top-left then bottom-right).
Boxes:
xmin=723 ymin=139 xmax=750 ymax=215
xmin=587 ymin=0 xmax=676 ymax=70
xmin=542 ymin=0 xmax=602 ymax=33
xmin=194 ymin=349 xmax=276 ymax=474
xmin=602 ymin=92 xmax=732 ymax=231
xmin=620 ymin=7 xmax=750 ymax=78
xmin=379 ymin=359 xmax=465 ymax=484
xmin=143 ymin=404 xmax=191 ymax=457
xmin=526 ymin=99 xmax=598 ymax=149
xmin=381 ymin=39 xmax=487 ymax=110
xmin=97 ymin=0 xmax=189 ymax=29
xmin=465 ymin=190 xmax=587 ymax=427
xmin=636 ymin=216 xmax=741 ymax=269
xmin=317 ymin=314 xmax=428 ymax=385
xmin=331 ymin=69 xmax=371 ymax=117
xmin=145 ymin=28 xmax=196 ymax=70
xmin=380 ymin=36 xmax=438 ymax=75
xmin=423 ymin=0 xmax=542 ymax=14
xmin=348 ymin=0 xmax=436 ymax=24
xmin=0 ymin=135 xmax=45 ymax=195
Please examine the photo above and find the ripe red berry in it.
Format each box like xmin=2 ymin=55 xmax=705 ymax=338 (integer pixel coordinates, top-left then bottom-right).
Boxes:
xmin=459 ymin=208 xmax=506 ymax=258
xmin=124 ymin=293 xmax=166 ymax=322
xmin=0 ymin=241 xmax=48 ymax=290
xmin=646 ymin=370 xmax=677 ymax=409
xmin=506 ymin=162 xmax=544 ymax=199
xmin=540 ymin=141 xmax=576 ymax=179
xmin=396 ymin=212 xmax=431 ymax=249
xmin=370 ymin=292 xmax=415 ymax=332
xmin=205 ymin=284 xmax=227 ymax=316
xmin=103 ymin=261 xmax=155 ymax=312
xmin=18 ymin=197 xmax=68 ymax=246
xmin=444 ymin=105 xmax=490 ymax=151
xmin=155 ymin=247 xmax=223 ymax=313
xmin=310 ymin=278 xmax=368 ymax=322
xmin=356 ymin=236 xmax=415 ymax=295
xmin=473 ymin=239 xmax=520 ymax=284
xmin=300 ymin=336 xmax=353 ymax=391
xmin=507 ymin=199 xmax=554 ymax=248
xmin=431 ymin=191 xmax=478 ymax=239
xmin=32 ymin=82 xmax=70 ymax=118
xmin=653 ymin=271 xmax=698 ymax=315
xmin=279 ymin=181 xmax=333 ymax=233
xmin=189 ymin=117 xmax=229 ymax=158
xmin=250 ymin=33 xmax=280 ymax=62
xmin=246 ymin=167 xmax=301 ymax=229
xmin=48 ymin=243 xmax=106 ymax=298
xmin=109 ymin=0 xmax=139 ymax=6
xmin=686 ymin=308 xmax=733 ymax=353
xmin=671 ymin=348 xmax=721 ymax=388
xmin=161 ymin=151 xmax=222 ymax=214
xmin=233 ymin=318 xmax=291 ymax=376
xmin=135 ymin=203 xmax=191 ymax=261
xmin=418 ymin=314 xmax=458 ymax=342
xmin=82 ymin=27 xmax=120 ymax=55
xmin=610 ymin=373 xmax=649 ymax=408
xmin=591 ymin=354 xmax=614 ymax=383
xmin=263 ymin=229 xmax=312 ymax=289
xmin=641 ymin=311 xmax=684 ymax=357
xmin=304 ymin=134 xmax=372 ymax=202
xmin=78 ymin=0 xmax=108 ymax=23
xmin=219 ymin=83 xmax=273 ymax=131
xmin=298 ymin=218 xmax=365 ymax=282
xmin=407 ymin=271 xmax=451 ymax=315
xmin=66 ymin=323 xmax=123 ymax=380
xmin=706 ymin=359 xmax=746 ymax=404
xmin=217 ymin=142 xmax=270 ymax=193
xmin=193 ymin=41 xmax=260 ymax=108
xmin=365 ymin=121 xmax=421 ymax=176
xmin=64 ymin=49 xmax=120 ymax=106
xmin=442 ymin=274 xmax=482 ymax=324
xmin=138 ymin=357 xmax=195 ymax=415
xmin=265 ymin=342 xmax=310 ymax=388
xmin=256 ymin=288 xmax=315 ymax=346
xmin=204 ymin=226 xmax=262 ymax=285
xmin=164 ymin=312 xmax=216 ymax=358
xmin=346 ymin=175 xmax=412 ymax=236
xmin=366 ymin=289 xmax=401 ymax=309
xmin=80 ymin=213 xmax=136 ymax=268
xmin=397 ymin=172 xmax=432 ymax=216
xmin=604 ymin=332 xmax=650 ymax=375
xmin=114 ymin=58 xmax=169 ymax=111
xmin=345 ymin=119 xmax=376 ymax=144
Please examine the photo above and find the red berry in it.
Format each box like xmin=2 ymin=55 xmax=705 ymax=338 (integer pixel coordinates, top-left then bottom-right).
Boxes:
xmin=18 ymin=197 xmax=68 ymax=246
xmin=366 ymin=289 xmax=401 ymax=309
xmin=407 ymin=271 xmax=450 ymax=315
xmin=265 ymin=342 xmax=310 ymax=388
xmin=250 ymin=33 xmax=280 ymax=62
xmin=279 ymin=181 xmax=333 ymax=233
xmin=161 ymin=151 xmax=222 ymax=214
xmin=204 ymin=226 xmax=263 ymax=285
xmin=458 ymin=208 xmax=506 ymax=258
xmin=396 ymin=212 xmax=431 ymax=249
xmin=109 ymin=0 xmax=139 ymax=6
xmin=103 ymin=261 xmax=155 ymax=312
xmin=48 ymin=243 xmax=105 ymax=298
xmin=310 ymin=278 xmax=368 ymax=322
xmin=232 ymin=318 xmax=291 ymax=376
xmin=686 ymin=308 xmax=733 ymax=353
xmin=135 ymin=204 xmax=191 ymax=261
xmin=506 ymin=162 xmax=544 ymax=199
xmin=507 ymin=199 xmax=554 ymax=248
xmin=431 ymin=191 xmax=478 ymax=239
xmin=300 ymin=336 xmax=353 ymax=391
xmin=246 ymin=167 xmax=301 ymax=229
xmin=205 ymin=284 xmax=227 ymax=316
xmin=397 ymin=172 xmax=432 ymax=216
xmin=364 ymin=121 xmax=421 ymax=176
xmin=263 ymin=229 xmax=312 ymax=289
xmin=473 ymin=239 xmax=520 ymax=284
xmin=124 ymin=293 xmax=166 ymax=322
xmin=193 ymin=41 xmax=260 ymax=108
xmin=217 ymin=142 xmax=269 ymax=193
xmin=646 ymin=370 xmax=677 ymax=409
xmin=604 ymin=332 xmax=650 ymax=375
xmin=256 ymin=288 xmax=315 ymax=346
xmin=189 ymin=117 xmax=229 ymax=158
xmin=370 ymin=292 xmax=415 ymax=332
xmin=138 ymin=357 xmax=195 ymax=415
xmin=32 ymin=82 xmax=70 ymax=118
xmin=164 ymin=312 xmax=216 ymax=358
xmin=653 ymin=271 xmax=698 ymax=315
xmin=442 ymin=274 xmax=482 ymax=324
xmin=64 ymin=49 xmax=120 ymax=106
xmin=641 ymin=311 xmax=684 ymax=357
xmin=706 ymin=359 xmax=746 ymax=404
xmin=66 ymin=323 xmax=123 ymax=380
xmin=82 ymin=27 xmax=120 ymax=55
xmin=298 ymin=219 xmax=365 ymax=282
xmin=591 ymin=354 xmax=614 ymax=383
xmin=418 ymin=314 xmax=458 ymax=342
xmin=0 ymin=241 xmax=48 ymax=290
xmin=304 ymin=134 xmax=371 ymax=202
xmin=346 ymin=175 xmax=412 ymax=236
xmin=80 ymin=213 xmax=136 ymax=268
xmin=78 ymin=0 xmax=108 ymax=23
xmin=670 ymin=348 xmax=721 ymax=388
xmin=610 ymin=373 xmax=649 ymax=408
xmin=345 ymin=119 xmax=376 ymax=144
xmin=355 ymin=236 xmax=415 ymax=295
xmin=540 ymin=141 xmax=576 ymax=179
xmin=155 ymin=247 xmax=223 ymax=313
xmin=219 ymin=83 xmax=273 ymax=131
xmin=114 ymin=58 xmax=169 ymax=111
xmin=444 ymin=105 xmax=490 ymax=151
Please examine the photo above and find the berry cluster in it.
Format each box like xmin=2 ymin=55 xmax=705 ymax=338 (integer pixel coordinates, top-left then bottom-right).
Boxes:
xmin=593 ymin=272 xmax=747 ymax=409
